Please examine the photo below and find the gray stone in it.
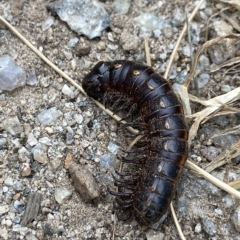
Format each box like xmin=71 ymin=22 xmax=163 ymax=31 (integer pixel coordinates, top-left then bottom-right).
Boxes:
xmin=113 ymin=0 xmax=131 ymax=14
xmin=208 ymin=21 xmax=239 ymax=64
xmin=74 ymin=114 xmax=83 ymax=124
xmin=42 ymin=17 xmax=54 ymax=31
xmin=221 ymin=84 xmax=231 ymax=93
xmin=0 ymin=227 xmax=8 ymax=240
xmin=100 ymin=153 xmax=116 ymax=170
xmin=13 ymin=180 xmax=23 ymax=191
xmin=212 ymin=134 xmax=239 ymax=150
xmin=18 ymin=146 xmax=31 ymax=162
xmin=201 ymin=218 xmax=217 ymax=236
xmin=172 ymin=8 xmax=185 ymax=27
xmin=4 ymin=177 xmax=13 ymax=186
xmin=37 ymin=107 xmax=60 ymax=125
xmin=32 ymin=143 xmax=48 ymax=164
xmin=47 ymin=0 xmax=110 ymax=39
xmin=176 ymin=70 xmax=188 ymax=84
xmin=222 ymin=195 xmax=235 ymax=208
xmin=197 ymin=55 xmax=210 ymax=72
xmin=134 ymin=13 xmax=171 ymax=33
xmin=0 ymin=138 xmax=7 ymax=148
xmin=66 ymin=126 xmax=74 ymax=145
xmin=0 ymin=205 xmax=9 ymax=215
xmin=200 ymin=146 xmax=221 ymax=161
xmin=62 ymin=84 xmax=74 ymax=97
xmin=27 ymin=132 xmax=38 ymax=146
xmin=26 ymin=72 xmax=37 ymax=86
xmin=25 ymin=232 xmax=39 ymax=240
xmin=195 ymin=223 xmax=202 ymax=233
xmin=120 ymin=30 xmax=139 ymax=51
xmin=107 ymin=142 xmax=119 ymax=154
xmin=146 ymin=230 xmax=165 ymax=240
xmin=21 ymin=163 xmax=31 ymax=177
xmin=232 ymin=206 xmax=240 ymax=232
xmin=197 ymin=73 xmax=210 ymax=88
xmin=68 ymin=38 xmax=79 ymax=47
xmin=214 ymin=116 xmax=229 ymax=127
xmin=14 ymin=200 xmax=25 ymax=213
xmin=13 ymin=216 xmax=21 ymax=223
xmin=54 ymin=186 xmax=73 ymax=204
xmin=0 ymin=55 xmax=26 ymax=91
xmin=2 ymin=116 xmax=23 ymax=135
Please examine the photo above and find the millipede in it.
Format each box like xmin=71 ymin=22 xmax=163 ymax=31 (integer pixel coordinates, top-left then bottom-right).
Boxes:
xmin=82 ymin=60 xmax=189 ymax=227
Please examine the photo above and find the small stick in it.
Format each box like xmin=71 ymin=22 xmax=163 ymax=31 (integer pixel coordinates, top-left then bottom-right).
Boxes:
xmin=164 ymin=0 xmax=205 ymax=79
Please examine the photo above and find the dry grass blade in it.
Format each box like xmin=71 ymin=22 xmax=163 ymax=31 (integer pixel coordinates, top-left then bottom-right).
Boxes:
xmin=164 ymin=0 xmax=205 ymax=79
xmin=210 ymin=125 xmax=240 ymax=140
xmin=185 ymin=160 xmax=240 ymax=199
xmin=204 ymin=7 xmax=231 ymax=52
xmin=223 ymin=62 xmax=240 ymax=77
xmin=228 ymin=179 xmax=240 ymax=190
xmin=170 ymin=203 xmax=186 ymax=240
xmin=144 ymin=38 xmax=151 ymax=67
xmin=210 ymin=56 xmax=240 ymax=73
xmin=204 ymin=140 xmax=240 ymax=173
xmin=180 ymin=34 xmax=240 ymax=115
xmin=216 ymin=0 xmax=240 ymax=10
xmin=188 ymin=86 xmax=240 ymax=142
xmin=220 ymin=12 xmax=240 ymax=32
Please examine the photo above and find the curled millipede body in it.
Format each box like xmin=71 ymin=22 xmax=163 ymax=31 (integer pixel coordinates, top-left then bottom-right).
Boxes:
xmin=82 ymin=60 xmax=188 ymax=227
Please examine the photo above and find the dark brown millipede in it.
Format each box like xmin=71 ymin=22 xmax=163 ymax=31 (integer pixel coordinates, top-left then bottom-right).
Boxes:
xmin=82 ymin=60 xmax=189 ymax=227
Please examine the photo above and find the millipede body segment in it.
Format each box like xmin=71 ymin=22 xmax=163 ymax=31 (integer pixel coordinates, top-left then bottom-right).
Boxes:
xmin=82 ymin=60 xmax=188 ymax=227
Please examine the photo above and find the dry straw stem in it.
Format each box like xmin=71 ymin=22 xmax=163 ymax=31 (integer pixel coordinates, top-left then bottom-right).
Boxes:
xmin=229 ymin=179 xmax=240 ymax=190
xmin=210 ymin=56 xmax=240 ymax=73
xmin=144 ymin=38 xmax=151 ymax=67
xmin=187 ymin=86 xmax=240 ymax=143
xmin=186 ymin=160 xmax=240 ymax=198
xmin=204 ymin=140 xmax=240 ymax=173
xmin=170 ymin=202 xmax=186 ymax=240
xmin=164 ymin=0 xmax=206 ymax=79
xmin=180 ymin=34 xmax=240 ymax=116
xmin=215 ymin=0 xmax=240 ymax=10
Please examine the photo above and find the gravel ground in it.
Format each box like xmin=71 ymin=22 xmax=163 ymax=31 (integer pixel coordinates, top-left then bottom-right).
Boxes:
xmin=0 ymin=0 xmax=240 ymax=240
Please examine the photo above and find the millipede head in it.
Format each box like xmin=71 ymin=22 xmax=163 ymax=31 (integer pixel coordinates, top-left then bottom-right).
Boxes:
xmin=82 ymin=61 xmax=111 ymax=100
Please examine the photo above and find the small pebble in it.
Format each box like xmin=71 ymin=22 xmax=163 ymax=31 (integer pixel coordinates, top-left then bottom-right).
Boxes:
xmin=42 ymin=17 xmax=54 ymax=31
xmin=21 ymin=163 xmax=31 ymax=177
xmin=71 ymin=59 xmax=77 ymax=71
xmin=100 ymin=153 xmax=116 ymax=170
xmin=0 ymin=205 xmax=9 ymax=215
xmin=54 ymin=186 xmax=73 ymax=204
xmin=4 ymin=177 xmax=14 ymax=186
xmin=13 ymin=180 xmax=23 ymax=191
xmin=201 ymin=218 xmax=217 ymax=236
xmin=231 ymin=206 xmax=240 ymax=232
xmin=195 ymin=223 xmax=202 ymax=233
xmin=37 ymin=107 xmax=60 ymax=125
xmin=2 ymin=116 xmax=23 ymax=136
xmin=69 ymin=162 xmax=100 ymax=202
xmin=107 ymin=142 xmax=119 ymax=154
xmin=13 ymin=216 xmax=21 ymax=224
xmin=13 ymin=200 xmax=25 ymax=213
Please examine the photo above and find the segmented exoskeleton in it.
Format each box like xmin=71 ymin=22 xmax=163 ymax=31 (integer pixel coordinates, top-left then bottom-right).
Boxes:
xmin=82 ymin=60 xmax=188 ymax=226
